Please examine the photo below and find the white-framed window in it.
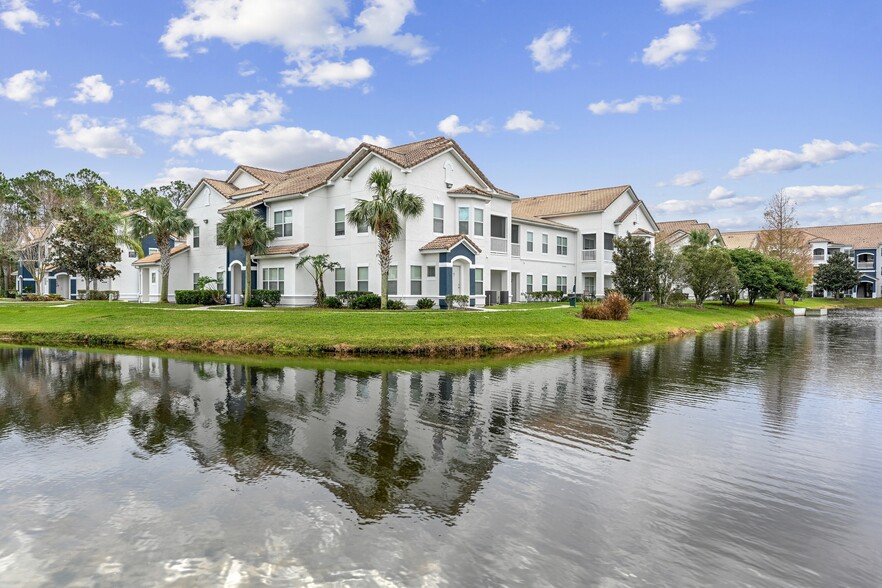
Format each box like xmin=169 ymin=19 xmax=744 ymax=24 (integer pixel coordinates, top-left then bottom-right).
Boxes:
xmin=557 ymin=276 xmax=568 ymax=291
xmin=149 ymin=247 xmax=158 ymax=255
xmin=357 ymin=218 xmax=369 ymax=233
xmin=151 ymin=272 xmax=157 ymax=284
xmin=410 ymin=265 xmax=422 ymax=295
xmin=557 ymin=236 xmax=568 ymax=255
xmin=192 ymin=226 xmax=200 ymax=248
xmin=193 ymin=272 xmax=200 ymax=289
xmin=427 ymin=265 xmax=437 ymax=279
xmin=526 ymin=231 xmax=534 ymax=252
xmin=458 ymin=207 xmax=470 ymax=235
xmin=388 ymin=265 xmax=398 ymax=296
xmin=216 ymin=230 xmax=224 ymax=247
xmin=334 ymin=208 xmax=345 ymax=237
xmin=216 ymin=271 xmax=224 ymax=289
xmin=526 ymin=275 xmax=533 ymax=293
xmin=357 ymin=266 xmax=369 ymax=292
xmin=474 ymin=268 xmax=483 ymax=295
xmin=433 ymin=204 xmax=444 ymax=233
xmin=128 ymin=250 xmax=137 ymax=258
xmin=262 ymin=268 xmax=284 ymax=293
xmin=335 ymin=267 xmax=345 ymax=294
xmin=474 ymin=208 xmax=484 ymax=236
xmin=274 ymin=210 xmax=293 ymax=238
xmin=541 ymin=275 xmax=548 ymax=290
xmin=541 ymin=234 xmax=548 ymax=254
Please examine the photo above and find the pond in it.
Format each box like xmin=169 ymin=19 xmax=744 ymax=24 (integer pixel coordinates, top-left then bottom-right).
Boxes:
xmin=1 ymin=310 xmax=881 ymax=586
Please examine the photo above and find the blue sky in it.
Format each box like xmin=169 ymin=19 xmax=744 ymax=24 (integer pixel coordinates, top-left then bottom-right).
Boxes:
xmin=1 ymin=0 xmax=880 ymax=230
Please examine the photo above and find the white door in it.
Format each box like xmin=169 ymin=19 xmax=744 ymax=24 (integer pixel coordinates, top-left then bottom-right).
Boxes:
xmin=57 ymin=275 xmax=69 ymax=299
xmin=149 ymin=271 xmax=159 ymax=296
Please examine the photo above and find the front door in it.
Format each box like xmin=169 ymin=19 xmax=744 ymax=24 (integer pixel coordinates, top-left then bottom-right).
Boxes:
xmin=57 ymin=275 xmax=69 ymax=299
xmin=149 ymin=271 xmax=159 ymax=296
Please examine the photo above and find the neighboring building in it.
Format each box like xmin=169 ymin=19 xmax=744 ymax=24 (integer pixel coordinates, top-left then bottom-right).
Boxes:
xmin=722 ymin=223 xmax=882 ymax=298
xmin=656 ymin=220 xmax=723 ymax=251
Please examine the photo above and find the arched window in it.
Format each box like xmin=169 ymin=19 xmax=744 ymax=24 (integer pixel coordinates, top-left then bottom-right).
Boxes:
xmin=813 ymin=248 xmax=824 ymax=256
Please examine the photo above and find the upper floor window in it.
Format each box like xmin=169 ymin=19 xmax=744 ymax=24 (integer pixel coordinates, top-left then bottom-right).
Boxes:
xmin=526 ymin=231 xmax=534 ymax=252
xmin=458 ymin=207 xmax=470 ymax=235
xmin=427 ymin=265 xmax=437 ymax=279
xmin=541 ymin=234 xmax=549 ymax=254
xmin=274 ymin=210 xmax=292 ymax=238
xmin=128 ymin=250 xmax=137 ymax=258
xmin=262 ymin=267 xmax=284 ymax=293
xmin=557 ymin=236 xmax=568 ymax=255
xmin=433 ymin=204 xmax=444 ymax=233
xmin=335 ymin=208 xmax=346 ymax=236
xmin=474 ymin=208 xmax=484 ymax=236
xmin=192 ymin=226 xmax=200 ymax=248
xmin=583 ymin=234 xmax=596 ymax=250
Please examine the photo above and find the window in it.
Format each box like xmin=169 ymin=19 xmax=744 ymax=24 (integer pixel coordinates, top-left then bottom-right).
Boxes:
xmin=427 ymin=265 xmax=437 ymax=279
xmin=216 ymin=271 xmax=224 ymax=289
xmin=410 ymin=265 xmax=422 ymax=295
xmin=557 ymin=276 xmax=568 ymax=291
xmin=584 ymin=275 xmax=596 ymax=295
xmin=128 ymin=250 xmax=137 ymax=258
xmin=149 ymin=247 xmax=158 ymax=255
xmin=557 ymin=236 xmax=568 ymax=255
xmin=151 ymin=272 xmax=157 ymax=284
xmin=541 ymin=275 xmax=548 ymax=290
xmin=604 ymin=232 xmax=615 ymax=251
xmin=357 ymin=219 xmax=369 ymax=233
xmin=357 ymin=267 xmax=369 ymax=292
xmin=192 ymin=226 xmax=200 ymax=248
xmin=262 ymin=268 xmax=285 ymax=293
xmin=335 ymin=208 xmax=345 ymax=236
xmin=541 ymin=234 xmax=548 ymax=254
xmin=458 ymin=207 xmax=470 ymax=235
xmin=490 ymin=215 xmax=507 ymax=238
xmin=274 ymin=210 xmax=293 ymax=238
xmin=526 ymin=231 xmax=534 ymax=252
xmin=335 ymin=268 xmax=345 ymax=294
xmin=583 ymin=234 xmax=596 ymax=250
xmin=474 ymin=268 xmax=483 ymax=295
xmin=388 ymin=266 xmax=398 ymax=296
xmin=193 ymin=272 xmax=200 ymax=289
xmin=433 ymin=204 xmax=444 ymax=233
xmin=526 ymin=274 xmax=533 ymax=294
xmin=216 ymin=230 xmax=224 ymax=247
xmin=474 ymin=208 xmax=484 ymax=236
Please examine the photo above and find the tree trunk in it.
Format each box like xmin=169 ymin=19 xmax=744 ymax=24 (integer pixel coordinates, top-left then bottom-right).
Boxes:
xmin=244 ymin=247 xmax=252 ymax=305
xmin=378 ymin=232 xmax=391 ymax=310
xmin=159 ymin=238 xmax=171 ymax=303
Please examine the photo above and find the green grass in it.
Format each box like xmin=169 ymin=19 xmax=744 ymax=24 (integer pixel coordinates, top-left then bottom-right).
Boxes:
xmin=2 ymin=297 xmax=860 ymax=356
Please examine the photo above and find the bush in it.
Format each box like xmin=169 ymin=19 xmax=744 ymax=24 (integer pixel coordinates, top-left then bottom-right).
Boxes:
xmin=581 ymin=291 xmax=630 ymax=321
xmin=251 ymin=289 xmax=281 ymax=307
xmin=351 ymin=293 xmax=382 ymax=310
xmin=76 ymin=290 xmax=120 ymax=301
xmin=525 ymin=290 xmax=565 ymax=302
xmin=416 ymin=297 xmax=435 ymax=310
xmin=445 ymin=294 xmax=470 ymax=309
xmin=337 ymin=291 xmax=362 ymax=307
xmin=386 ymin=299 xmax=406 ymax=310
xmin=5 ymin=290 xmax=16 ymax=298
xmin=22 ymin=294 xmax=64 ymax=302
xmin=245 ymin=296 xmax=263 ymax=307
xmin=324 ymin=296 xmax=342 ymax=308
xmin=174 ymin=289 xmax=216 ymax=305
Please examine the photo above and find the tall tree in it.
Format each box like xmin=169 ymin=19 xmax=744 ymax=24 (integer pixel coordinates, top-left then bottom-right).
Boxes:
xmin=216 ymin=209 xmax=275 ymax=306
xmin=813 ymin=252 xmax=860 ymax=298
xmin=682 ymin=230 xmax=739 ymax=307
xmin=647 ymin=242 xmax=686 ymax=306
xmin=611 ymin=235 xmax=653 ymax=303
xmin=49 ymin=203 xmax=122 ymax=291
xmin=757 ymin=192 xmax=812 ymax=282
xmin=130 ymin=194 xmax=195 ymax=303
xmin=296 ymin=254 xmax=341 ymax=307
xmin=729 ymin=248 xmax=776 ymax=305
xmin=347 ymin=169 xmax=424 ymax=309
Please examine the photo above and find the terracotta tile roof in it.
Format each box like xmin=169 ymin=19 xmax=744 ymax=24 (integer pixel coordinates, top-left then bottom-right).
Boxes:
xmin=237 ymin=165 xmax=291 ymax=184
xmin=419 ymin=234 xmax=482 ymax=253
xmin=657 ymin=220 xmax=712 ymax=243
xmin=495 ymin=187 xmax=520 ymax=198
xmin=203 ymin=178 xmax=238 ymax=198
xmin=258 ymin=243 xmax=309 ymax=256
xmin=133 ymin=244 xmax=190 ymax=265
xmin=512 ymin=185 xmax=631 ymax=218
xmin=448 ymin=185 xmax=492 ymax=197
xmin=510 ymin=213 xmax=578 ymax=231
xmin=721 ymin=231 xmax=759 ymax=249
xmin=219 ymin=159 xmax=344 ymax=212
xmin=797 ymin=223 xmax=882 ymax=249
xmin=631 ymin=228 xmax=655 ymax=236
xmin=614 ymin=200 xmax=644 ymax=224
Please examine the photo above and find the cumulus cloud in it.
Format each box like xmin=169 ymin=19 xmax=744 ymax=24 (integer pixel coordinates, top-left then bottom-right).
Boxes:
xmin=140 ymin=91 xmax=285 ymax=138
xmin=782 ymin=185 xmax=865 ymax=201
xmin=0 ymin=0 xmax=46 ymax=33
xmin=642 ymin=23 xmax=712 ymax=67
xmin=42 ymin=96 xmax=58 ymax=107
xmin=588 ymin=94 xmax=682 ymax=115
xmin=72 ymin=74 xmax=113 ymax=103
xmin=708 ymin=185 xmax=735 ymax=200
xmin=281 ymin=58 xmax=374 ymax=89
xmin=146 ymin=77 xmax=172 ymax=94
xmin=657 ymin=170 xmax=705 ymax=187
xmin=504 ymin=110 xmax=546 ymax=133
xmin=527 ymin=26 xmax=573 ymax=72
xmin=147 ymin=166 xmax=229 ymax=188
xmin=436 ymin=114 xmax=491 ymax=137
xmin=0 ymin=69 xmax=48 ymax=102
xmin=727 ymin=139 xmax=876 ymax=178
xmin=660 ymin=0 xmax=751 ymax=19
xmin=656 ymin=186 xmax=760 ymax=214
xmin=861 ymin=202 xmax=882 ymax=216
xmin=172 ymin=126 xmax=391 ymax=170
xmin=53 ymin=115 xmax=144 ymax=158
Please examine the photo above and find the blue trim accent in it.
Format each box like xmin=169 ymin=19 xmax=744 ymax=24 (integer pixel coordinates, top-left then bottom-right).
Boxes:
xmin=48 ymin=278 xmax=56 ymax=295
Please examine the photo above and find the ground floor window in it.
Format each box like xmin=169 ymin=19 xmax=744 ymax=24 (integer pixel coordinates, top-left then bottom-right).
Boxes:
xmin=262 ymin=267 xmax=285 ymax=293
xmin=526 ymin=274 xmax=533 ymax=293
xmin=193 ymin=272 xmax=200 ymax=289
xmin=583 ymin=275 xmax=596 ymax=295
xmin=557 ymin=276 xmax=567 ymax=291
xmin=427 ymin=265 xmax=436 ymax=279
xmin=216 ymin=271 xmax=224 ymax=289
xmin=357 ymin=267 xmax=369 ymax=292
xmin=541 ymin=275 xmax=548 ymax=290
xmin=410 ymin=265 xmax=422 ymax=295
xmin=335 ymin=267 xmax=345 ymax=294
xmin=388 ymin=266 xmax=398 ymax=295
xmin=474 ymin=268 xmax=483 ymax=295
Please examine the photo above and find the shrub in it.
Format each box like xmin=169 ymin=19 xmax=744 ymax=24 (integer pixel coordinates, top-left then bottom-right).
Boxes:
xmin=351 ymin=293 xmax=382 ymax=309
xmin=324 ymin=296 xmax=342 ymax=309
xmin=251 ymin=289 xmax=281 ymax=307
xmin=668 ymin=292 xmax=688 ymax=306
xmin=174 ymin=289 xmax=216 ymax=305
xmin=5 ymin=290 xmax=17 ymax=298
xmin=416 ymin=297 xmax=435 ymax=310
xmin=22 ymin=294 xmax=64 ymax=302
xmin=245 ymin=296 xmax=264 ymax=307
xmin=581 ymin=291 xmax=630 ymax=321
xmin=525 ymin=290 xmax=565 ymax=302
xmin=445 ymin=294 xmax=470 ymax=309
xmin=337 ymin=291 xmax=362 ymax=307
xmin=386 ymin=299 xmax=406 ymax=310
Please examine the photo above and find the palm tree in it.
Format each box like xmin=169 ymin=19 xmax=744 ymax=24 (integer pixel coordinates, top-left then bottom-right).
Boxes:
xmin=347 ymin=169 xmax=424 ymax=309
xmin=130 ymin=194 xmax=194 ymax=303
xmin=217 ymin=209 xmax=275 ymax=305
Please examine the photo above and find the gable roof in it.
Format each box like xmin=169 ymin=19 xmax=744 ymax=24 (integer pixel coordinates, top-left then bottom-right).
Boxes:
xmin=256 ymin=243 xmax=309 ymax=256
xmin=133 ymin=243 xmax=190 ymax=266
xmin=721 ymin=231 xmax=759 ymax=249
xmin=512 ymin=185 xmax=631 ymax=218
xmin=510 ymin=212 xmax=578 ymax=231
xmin=419 ymin=234 xmax=482 ymax=253
xmin=722 ymin=223 xmax=882 ymax=251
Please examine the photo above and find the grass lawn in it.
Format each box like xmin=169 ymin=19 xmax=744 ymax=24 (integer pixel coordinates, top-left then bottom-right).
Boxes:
xmin=2 ymin=297 xmax=864 ymax=356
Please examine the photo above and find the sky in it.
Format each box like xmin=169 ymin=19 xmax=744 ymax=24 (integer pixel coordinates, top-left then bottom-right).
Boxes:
xmin=1 ymin=0 xmax=881 ymax=231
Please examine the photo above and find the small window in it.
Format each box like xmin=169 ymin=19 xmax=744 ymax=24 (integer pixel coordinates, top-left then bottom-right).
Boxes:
xmin=426 ymin=265 xmax=437 ymax=279
xmin=335 ymin=267 xmax=345 ymax=294
xmin=526 ymin=274 xmax=533 ymax=293
xmin=357 ymin=218 xmax=369 ymax=234
xmin=433 ymin=204 xmax=444 ymax=233
xmin=216 ymin=271 xmax=224 ymax=289
xmin=557 ymin=276 xmax=568 ymax=291
xmin=274 ymin=210 xmax=293 ymax=238
xmin=192 ymin=226 xmax=200 ymax=248
xmin=410 ymin=265 xmax=422 ymax=295
xmin=541 ymin=234 xmax=548 ymax=254
xmin=541 ymin=275 xmax=548 ymax=290
xmin=458 ymin=207 xmax=470 ymax=235
xmin=357 ymin=267 xmax=369 ymax=292
xmin=474 ymin=268 xmax=483 ymax=295
xmin=151 ymin=272 xmax=157 ymax=284
xmin=335 ymin=208 xmax=346 ymax=236
xmin=149 ymin=247 xmax=158 ymax=255
xmin=216 ymin=230 xmax=224 ymax=247
xmin=388 ymin=266 xmax=398 ymax=296
xmin=262 ymin=267 xmax=285 ymax=293
xmin=193 ymin=272 xmax=200 ymax=289
xmin=557 ymin=236 xmax=568 ymax=255
xmin=128 ymin=250 xmax=137 ymax=258
xmin=474 ymin=208 xmax=484 ymax=237
xmin=526 ymin=231 xmax=534 ymax=252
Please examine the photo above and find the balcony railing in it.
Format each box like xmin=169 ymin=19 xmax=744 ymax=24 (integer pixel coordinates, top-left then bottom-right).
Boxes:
xmin=511 ymin=243 xmax=521 ymax=257
xmin=604 ymin=250 xmax=613 ymax=262
xmin=857 ymin=262 xmax=874 ymax=270
xmin=813 ymin=255 xmax=825 ymax=262
xmin=582 ymin=249 xmax=597 ymax=261
xmin=490 ymin=237 xmax=508 ymax=254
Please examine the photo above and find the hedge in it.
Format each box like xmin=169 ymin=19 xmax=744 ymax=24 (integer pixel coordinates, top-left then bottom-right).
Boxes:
xmin=22 ymin=294 xmax=64 ymax=302
xmin=524 ymin=290 xmax=566 ymax=302
xmin=174 ymin=290 xmax=216 ymax=305
xmin=77 ymin=290 xmax=120 ymax=301
xmin=351 ymin=293 xmax=381 ymax=309
xmin=251 ymin=289 xmax=281 ymax=307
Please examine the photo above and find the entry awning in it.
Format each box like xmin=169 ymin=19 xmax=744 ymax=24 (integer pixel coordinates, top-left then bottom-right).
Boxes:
xmin=419 ymin=235 xmax=482 ymax=254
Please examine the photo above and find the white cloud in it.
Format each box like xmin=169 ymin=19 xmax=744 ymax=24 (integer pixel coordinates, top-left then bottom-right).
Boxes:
xmin=148 ymin=166 xmax=229 ymax=188
xmin=527 ymin=26 xmax=573 ymax=72
xmin=53 ymin=115 xmax=144 ymax=158
xmin=657 ymin=170 xmax=705 ymax=187
xmin=72 ymin=74 xmax=114 ymax=103
xmin=0 ymin=0 xmax=46 ymax=33
xmin=708 ymin=185 xmax=735 ymax=200
xmin=0 ymin=69 xmax=48 ymax=102
xmin=782 ymin=184 xmax=865 ymax=201
xmin=140 ymin=91 xmax=285 ymax=138
xmin=437 ymin=114 xmax=472 ymax=137
xmin=657 ymin=189 xmax=760 ymax=214
xmin=861 ymin=202 xmax=882 ymax=216
xmin=642 ymin=23 xmax=712 ymax=67
xmin=504 ymin=110 xmax=546 ymax=133
xmin=42 ymin=96 xmax=58 ymax=107
xmin=172 ymin=126 xmax=391 ymax=170
xmin=660 ymin=0 xmax=750 ymax=20
xmin=146 ymin=77 xmax=172 ymax=94
xmin=238 ymin=60 xmax=257 ymax=77
xmin=588 ymin=94 xmax=682 ymax=115
xmin=281 ymin=58 xmax=374 ymax=89
xmin=727 ymin=139 xmax=876 ymax=178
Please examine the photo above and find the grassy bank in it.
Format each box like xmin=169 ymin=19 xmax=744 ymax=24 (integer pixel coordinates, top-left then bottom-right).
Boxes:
xmin=0 ymin=297 xmax=852 ymax=357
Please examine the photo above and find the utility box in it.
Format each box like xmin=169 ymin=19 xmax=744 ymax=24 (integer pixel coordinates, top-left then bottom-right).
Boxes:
xmin=500 ymin=290 xmax=509 ymax=305
xmin=485 ymin=290 xmax=497 ymax=306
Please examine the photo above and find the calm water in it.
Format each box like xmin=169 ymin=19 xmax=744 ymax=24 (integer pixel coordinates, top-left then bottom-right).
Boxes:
xmin=1 ymin=311 xmax=882 ymax=587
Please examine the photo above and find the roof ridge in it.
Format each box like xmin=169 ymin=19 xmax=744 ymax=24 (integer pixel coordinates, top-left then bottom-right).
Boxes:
xmin=527 ymin=184 xmax=631 ymax=200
